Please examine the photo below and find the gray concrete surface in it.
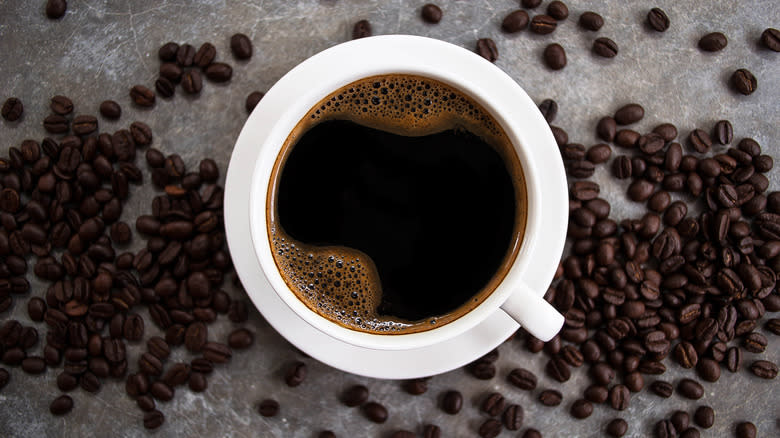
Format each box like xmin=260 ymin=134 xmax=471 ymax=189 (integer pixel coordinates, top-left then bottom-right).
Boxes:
xmin=0 ymin=1 xmax=778 ymax=437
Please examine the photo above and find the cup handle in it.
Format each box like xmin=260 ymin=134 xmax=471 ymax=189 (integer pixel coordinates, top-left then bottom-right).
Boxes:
xmin=500 ymin=282 xmax=564 ymax=342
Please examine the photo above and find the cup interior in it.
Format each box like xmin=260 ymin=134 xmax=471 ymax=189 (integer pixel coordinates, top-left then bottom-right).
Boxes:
xmin=245 ymin=35 xmax=562 ymax=351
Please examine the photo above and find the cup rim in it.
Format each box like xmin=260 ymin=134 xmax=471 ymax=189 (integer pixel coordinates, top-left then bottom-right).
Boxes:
xmin=243 ymin=35 xmax=565 ymax=350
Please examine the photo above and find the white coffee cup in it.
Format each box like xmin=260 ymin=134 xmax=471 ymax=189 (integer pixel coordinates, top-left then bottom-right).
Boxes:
xmin=226 ymin=35 xmax=567 ymax=352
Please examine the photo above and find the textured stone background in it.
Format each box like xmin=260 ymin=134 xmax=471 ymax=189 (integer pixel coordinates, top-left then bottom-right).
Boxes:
xmin=0 ymin=1 xmax=778 ymax=437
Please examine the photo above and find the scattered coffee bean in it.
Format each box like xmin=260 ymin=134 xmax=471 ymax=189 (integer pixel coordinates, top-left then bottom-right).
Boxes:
xmin=647 ymin=8 xmax=670 ymax=32
xmin=194 ymin=42 xmax=216 ymax=68
xmin=507 ymin=368 xmax=537 ymax=390
xmin=144 ymin=410 xmax=165 ymax=430
xmin=403 ymin=378 xmax=428 ymax=395
xmin=130 ymin=85 xmax=155 ymax=107
xmin=523 ymin=429 xmax=542 ymax=438
xmin=760 ymin=28 xmax=780 ymax=51
xmin=593 ymin=37 xmax=618 ymax=58
xmin=46 ymin=0 xmax=67 ymax=19
xmin=49 ymin=394 xmax=73 ymax=415
xmin=543 ymin=44 xmax=566 ymax=70
xmin=478 ymin=418 xmax=502 ymax=438
xmin=245 ymin=91 xmax=265 ymax=113
xmin=579 ymin=12 xmax=604 ymax=31
xmin=1 ymin=97 xmax=23 ymax=121
xmin=547 ymin=2 xmax=568 ymax=21
xmin=503 ymin=404 xmax=523 ymax=430
xmin=749 ymin=360 xmax=778 ymax=379
xmin=570 ymin=399 xmax=593 ymax=419
xmin=735 ymin=421 xmax=757 ymax=438
xmin=530 ymin=15 xmax=557 ymax=34
xmin=352 ymin=20 xmax=372 ymax=39
xmin=258 ymin=399 xmax=280 ymax=417
xmin=158 ymin=42 xmax=179 ymax=61
xmin=421 ymin=4 xmax=442 ymax=24
xmin=362 ymin=401 xmax=388 ymax=423
xmin=285 ymin=361 xmax=307 ymax=387
xmin=441 ymin=390 xmax=463 ymax=414
xmin=699 ymin=32 xmax=728 ymax=51
xmin=481 ymin=392 xmax=505 ymax=416
xmin=422 ymin=424 xmax=441 ymax=438
xmin=606 ymin=418 xmax=628 ymax=437
xmin=230 ymin=33 xmax=253 ymax=59
xmin=694 ymin=406 xmax=715 ymax=429
xmin=538 ymin=389 xmax=563 ymax=406
xmin=731 ymin=69 xmax=757 ymax=95
xmin=227 ymin=328 xmax=254 ymax=349
xmin=99 ymin=100 xmax=121 ymax=120
xmin=502 ymin=10 xmax=530 ymax=33
xmin=677 ymin=378 xmax=704 ymax=400
xmin=205 ymin=63 xmax=233 ymax=83
xmin=650 ymin=380 xmax=673 ymax=398
xmin=342 ymin=384 xmax=369 ymax=407
xmin=50 ymin=95 xmax=73 ymax=115
xmin=614 ymin=104 xmax=644 ymax=125
xmin=476 ymin=38 xmax=498 ymax=62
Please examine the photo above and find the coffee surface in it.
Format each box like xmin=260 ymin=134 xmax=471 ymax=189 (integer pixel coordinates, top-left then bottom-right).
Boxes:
xmin=267 ymin=74 xmax=526 ymax=334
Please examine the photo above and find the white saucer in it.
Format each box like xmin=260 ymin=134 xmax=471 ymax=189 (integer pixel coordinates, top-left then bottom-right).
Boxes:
xmin=225 ymin=36 xmax=567 ymax=379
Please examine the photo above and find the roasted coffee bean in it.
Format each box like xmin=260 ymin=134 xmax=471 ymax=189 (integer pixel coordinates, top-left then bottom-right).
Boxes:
xmin=49 ymin=395 xmax=73 ymax=416
xmin=285 ymin=361 xmax=307 ymax=387
xmin=593 ymin=38 xmax=618 ymax=58
xmin=441 ymin=390 xmax=463 ymax=414
xmin=669 ymin=411 xmax=690 ymax=434
xmin=537 ymin=99 xmax=558 ymax=124
xmin=158 ymin=42 xmax=179 ymax=61
xmin=470 ymin=360 xmax=496 ymax=379
xmin=205 ymin=63 xmax=233 ymax=82
xmin=421 ymin=3 xmax=443 ymax=23
xmin=743 ymin=332 xmax=767 ymax=353
xmin=750 ymin=360 xmax=778 ymax=379
xmin=502 ymin=10 xmax=530 ymax=33
xmin=688 ymin=129 xmax=712 ymax=153
xmin=711 ymin=120 xmax=733 ymax=145
xmin=80 ymin=371 xmax=100 ymax=393
xmin=422 ymin=425 xmax=441 ymax=438
xmin=507 ymin=368 xmax=537 ymax=390
xmin=45 ymin=0 xmax=67 ymax=19
xmin=546 ymin=356 xmax=571 ymax=382
xmin=402 ymin=378 xmax=428 ymax=395
xmin=551 ymin=125 xmax=569 ymax=146
xmin=50 ymin=95 xmax=73 ymax=115
xmin=547 ymin=1 xmax=568 ymax=20
xmin=543 ymin=44 xmax=566 ymax=70
xmin=699 ymin=32 xmax=728 ymax=51
xmin=538 ymin=389 xmax=562 ymax=406
xmin=201 ymin=342 xmax=231 ymax=363
xmin=0 ymin=368 xmax=10 ymax=391
xmin=735 ymin=422 xmax=757 ymax=438
xmin=138 ymin=352 xmax=163 ymax=376
xmin=597 ymin=116 xmax=617 ymax=142
xmin=732 ymin=69 xmax=757 ymax=95
xmin=586 ymin=144 xmax=611 ymax=164
xmin=192 ymin=42 xmax=216 ymax=68
xmin=608 ymin=384 xmax=630 ymax=410
xmin=570 ymin=399 xmax=593 ymax=419
xmin=72 ymin=115 xmax=97 ymax=135
xmin=522 ymin=0 xmax=541 ymax=7
xmin=677 ymin=378 xmax=704 ymax=399
xmin=650 ymin=380 xmax=673 ymax=398
xmin=530 ymin=15 xmax=557 ymax=34
xmin=150 ymin=380 xmax=174 ymax=401
xmin=582 ymin=384 xmax=606 ymax=403
xmin=578 ymin=11 xmax=604 ymax=31
xmin=99 ymin=100 xmax=121 ymax=119
xmin=647 ymin=7 xmax=670 ymax=32
xmin=130 ymin=85 xmax=155 ymax=107
xmin=181 ymin=70 xmax=203 ymax=94
xmin=674 ymin=341 xmax=698 ymax=368
xmin=184 ymin=322 xmax=207 ymax=353
xmin=245 ymin=91 xmax=264 ymax=113
xmin=761 ymin=28 xmax=780 ymax=51
xmin=726 ymin=346 xmax=742 ymax=372
xmin=43 ymin=114 xmax=69 ymax=134
xmin=352 ymin=19 xmax=372 ymax=39
xmin=21 ymin=356 xmax=46 ymax=374
xmin=230 ymin=33 xmax=253 ymax=59
xmin=342 ymin=384 xmax=369 ymax=407
xmin=693 ymin=406 xmax=714 ymax=429
xmin=362 ymin=401 xmax=387 ymax=423
xmin=1 ymin=97 xmax=23 ymax=121
xmin=227 ymin=328 xmax=254 ymax=350
xmin=478 ymin=418 xmax=502 ymax=438
xmin=614 ymin=104 xmax=644 ymax=125
xmin=696 ymin=358 xmax=720 ymax=382
xmin=476 ymin=38 xmax=498 ymax=62
xmin=144 ymin=410 xmax=165 ymax=429
xmin=503 ymin=403 xmax=523 ymax=430
xmin=481 ymin=392 xmax=505 ymax=416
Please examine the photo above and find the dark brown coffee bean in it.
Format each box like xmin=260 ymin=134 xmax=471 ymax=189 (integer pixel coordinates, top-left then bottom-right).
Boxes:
xmin=709 ymin=120 xmax=733 ymax=146
xmin=688 ymin=129 xmax=712 ymax=153
xmin=422 ymin=424 xmax=441 ymax=438
xmin=138 ymin=352 xmax=162 ymax=376
xmin=735 ymin=422 xmax=757 ymax=438
xmin=421 ymin=3 xmax=443 ymax=23
xmin=647 ymin=8 xmax=670 ymax=32
xmin=245 ymin=91 xmax=264 ymax=113
xmin=538 ymin=389 xmax=562 ymax=406
xmin=130 ymin=85 xmax=155 ymax=107
xmin=584 ymin=144 xmax=610 ymax=164
xmin=1 ymin=97 xmax=23 ymax=121
xmin=547 ymin=1 xmax=568 ymax=20
xmin=696 ymin=358 xmax=720 ymax=382
xmin=577 ymin=11 xmax=604 ymax=31
xmin=530 ymin=15 xmax=557 ymax=34
xmin=750 ymin=360 xmax=778 ymax=379
xmin=507 ymin=368 xmax=537 ymax=390
xmin=158 ymin=42 xmax=179 ymax=61
xmin=699 ymin=32 xmax=728 ymax=52
xmin=614 ymin=104 xmax=644 ymax=125
xmin=732 ymin=69 xmax=757 ymax=95
xmin=21 ymin=356 xmax=46 ymax=374
xmin=144 ymin=410 xmax=165 ymax=429
xmin=725 ymin=346 xmax=742 ymax=372
xmin=400 ymin=377 xmax=426 ymax=395
xmin=593 ymin=38 xmax=618 ymax=58
xmin=551 ymin=125 xmax=569 ymax=146
xmin=481 ymin=392 xmax=505 ymax=417
xmin=571 ymin=399 xmax=593 ymax=419
xmin=181 ymin=70 xmax=203 ymax=94
xmin=441 ymin=390 xmax=462 ymax=414
xmin=607 ymin=384 xmax=629 ymax=410
xmin=71 ymin=115 xmax=97 ymax=136
xmin=98 ymin=100 xmax=121 ymax=120
xmin=43 ymin=114 xmax=69 ymax=134
xmin=546 ymin=356 xmax=571 ymax=382
xmin=49 ymin=395 xmax=73 ymax=415
xmin=615 ymin=129 xmax=640 ymax=148
xmin=743 ymin=332 xmax=767 ymax=353
xmin=478 ymin=418 xmax=502 ymax=438
xmin=502 ymin=10 xmax=530 ymax=33
xmin=0 ymin=368 xmax=10 ymax=391
xmin=655 ymin=419 xmax=677 ymax=438
xmin=362 ymin=401 xmax=387 ymax=423
xmin=757 ymin=26 xmax=780 ymax=52
xmin=522 ymin=0 xmax=542 ymax=7
xmin=693 ymin=406 xmax=714 ymax=429
xmin=201 ymin=342 xmax=231 ymax=363
xmin=227 ymin=328 xmax=254 ymax=350
xmin=677 ymin=378 xmax=703 ymax=399
xmin=627 ymin=179 xmax=654 ymax=202
xmin=650 ymin=380 xmax=673 ymax=398
xmin=476 ymin=38 xmax=498 ymax=62
xmin=342 ymin=384 xmax=369 ymax=407
xmin=597 ymin=116 xmax=617 ymax=142
xmin=352 ymin=20 xmax=372 ymax=39
xmin=191 ymin=42 xmax=216 ymax=68
xmin=50 ymin=95 xmax=73 ymax=115
xmin=230 ymin=33 xmax=253 ymax=59
xmin=149 ymin=380 xmax=174 ymax=401
xmin=184 ymin=322 xmax=207 ymax=353
xmin=543 ymin=44 xmax=566 ymax=70
xmin=205 ymin=63 xmax=233 ymax=82
xmin=45 ymin=0 xmax=67 ymax=19
xmin=503 ymin=403 xmax=523 ymax=430
xmin=470 ymin=360 xmax=496 ymax=379
xmin=674 ymin=341 xmax=698 ymax=368
xmin=285 ymin=361 xmax=307 ymax=387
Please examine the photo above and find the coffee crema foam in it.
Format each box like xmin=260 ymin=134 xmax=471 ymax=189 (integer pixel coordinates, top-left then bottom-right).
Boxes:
xmin=267 ymin=74 xmax=526 ymax=334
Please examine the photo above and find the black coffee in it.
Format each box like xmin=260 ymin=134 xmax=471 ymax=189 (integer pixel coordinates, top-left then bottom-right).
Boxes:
xmin=267 ymin=74 xmax=527 ymax=334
